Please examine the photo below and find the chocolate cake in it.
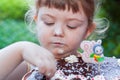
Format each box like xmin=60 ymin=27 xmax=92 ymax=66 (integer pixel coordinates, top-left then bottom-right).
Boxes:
xmin=22 ymin=55 xmax=120 ymax=80
xmin=22 ymin=55 xmax=100 ymax=80
xmin=51 ymin=56 xmax=99 ymax=80
xmin=22 ymin=40 xmax=120 ymax=80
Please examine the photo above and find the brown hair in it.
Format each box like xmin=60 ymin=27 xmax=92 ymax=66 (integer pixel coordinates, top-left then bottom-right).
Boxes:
xmin=35 ymin=0 xmax=95 ymax=25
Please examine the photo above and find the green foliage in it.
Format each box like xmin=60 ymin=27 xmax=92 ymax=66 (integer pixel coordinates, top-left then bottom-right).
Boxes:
xmin=0 ymin=0 xmax=28 ymax=20
xmin=0 ymin=0 xmax=37 ymax=48
xmin=101 ymin=0 xmax=120 ymax=58
xmin=0 ymin=19 xmax=38 ymax=48
xmin=102 ymin=0 xmax=120 ymax=23
xmin=88 ymin=0 xmax=120 ymax=58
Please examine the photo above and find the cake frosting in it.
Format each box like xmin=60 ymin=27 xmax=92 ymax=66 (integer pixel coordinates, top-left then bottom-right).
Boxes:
xmin=22 ymin=40 xmax=120 ymax=80
xmin=22 ymin=55 xmax=120 ymax=80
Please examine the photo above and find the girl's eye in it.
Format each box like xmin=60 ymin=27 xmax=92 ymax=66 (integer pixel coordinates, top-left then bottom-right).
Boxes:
xmin=67 ymin=25 xmax=77 ymax=29
xmin=44 ymin=22 xmax=54 ymax=26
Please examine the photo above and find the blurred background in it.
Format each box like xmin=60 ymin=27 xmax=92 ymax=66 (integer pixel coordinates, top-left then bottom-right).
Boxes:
xmin=0 ymin=0 xmax=120 ymax=58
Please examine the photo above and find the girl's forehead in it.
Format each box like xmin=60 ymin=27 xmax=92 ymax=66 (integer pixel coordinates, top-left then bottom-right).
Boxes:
xmin=36 ymin=0 xmax=95 ymax=25
xmin=38 ymin=7 xmax=87 ymax=21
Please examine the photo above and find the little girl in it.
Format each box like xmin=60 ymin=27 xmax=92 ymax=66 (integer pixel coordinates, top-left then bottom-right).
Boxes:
xmin=0 ymin=0 xmax=120 ymax=80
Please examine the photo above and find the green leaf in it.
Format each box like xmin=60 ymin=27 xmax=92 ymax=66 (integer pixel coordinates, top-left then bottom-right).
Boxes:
xmin=97 ymin=57 xmax=104 ymax=62
xmin=90 ymin=53 xmax=94 ymax=58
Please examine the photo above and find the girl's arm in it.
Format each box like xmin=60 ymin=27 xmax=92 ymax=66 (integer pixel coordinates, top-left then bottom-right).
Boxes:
xmin=0 ymin=42 xmax=24 ymax=80
xmin=4 ymin=61 xmax=28 ymax=80
xmin=0 ymin=41 xmax=56 ymax=80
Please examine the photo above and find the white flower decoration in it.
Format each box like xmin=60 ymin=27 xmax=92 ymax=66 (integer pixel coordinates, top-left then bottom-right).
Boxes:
xmin=67 ymin=74 xmax=87 ymax=80
xmin=113 ymin=76 xmax=120 ymax=80
xmin=65 ymin=55 xmax=78 ymax=63
xmin=93 ymin=75 xmax=105 ymax=80
xmin=117 ymin=59 xmax=120 ymax=66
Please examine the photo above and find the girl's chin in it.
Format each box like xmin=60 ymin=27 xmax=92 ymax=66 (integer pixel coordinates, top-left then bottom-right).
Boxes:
xmin=51 ymin=48 xmax=65 ymax=54
xmin=51 ymin=49 xmax=68 ymax=59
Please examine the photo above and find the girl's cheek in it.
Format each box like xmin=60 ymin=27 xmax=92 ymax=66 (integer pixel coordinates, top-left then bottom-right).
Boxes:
xmin=36 ymin=22 xmax=47 ymax=36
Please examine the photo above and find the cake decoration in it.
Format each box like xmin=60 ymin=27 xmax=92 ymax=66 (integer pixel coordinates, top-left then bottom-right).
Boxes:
xmin=90 ymin=40 xmax=104 ymax=62
xmin=64 ymin=55 xmax=78 ymax=63
xmin=117 ymin=59 xmax=120 ymax=66
xmin=80 ymin=40 xmax=104 ymax=63
xmin=22 ymin=40 xmax=120 ymax=80
xmin=92 ymin=75 xmax=105 ymax=80
xmin=80 ymin=40 xmax=105 ymax=74
xmin=23 ymin=57 xmax=120 ymax=80
xmin=113 ymin=76 xmax=120 ymax=80
xmin=51 ymin=70 xmax=87 ymax=80
xmin=50 ymin=57 xmax=99 ymax=80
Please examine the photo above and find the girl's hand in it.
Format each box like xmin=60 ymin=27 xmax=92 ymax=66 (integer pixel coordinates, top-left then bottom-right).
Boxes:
xmin=21 ymin=41 xmax=56 ymax=77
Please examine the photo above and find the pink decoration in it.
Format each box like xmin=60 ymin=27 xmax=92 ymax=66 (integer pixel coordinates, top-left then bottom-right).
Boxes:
xmin=80 ymin=40 xmax=103 ymax=63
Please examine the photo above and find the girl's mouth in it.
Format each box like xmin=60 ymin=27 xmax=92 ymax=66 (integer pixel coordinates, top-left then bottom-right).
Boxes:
xmin=50 ymin=38 xmax=65 ymax=47
xmin=52 ymin=42 xmax=65 ymax=47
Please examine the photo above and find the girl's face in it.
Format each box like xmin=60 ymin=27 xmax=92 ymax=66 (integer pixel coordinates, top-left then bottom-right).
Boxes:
xmin=36 ymin=7 xmax=91 ymax=59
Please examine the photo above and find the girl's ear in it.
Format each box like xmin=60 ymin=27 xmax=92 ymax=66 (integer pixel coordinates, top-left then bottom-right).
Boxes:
xmin=34 ymin=15 xmax=38 ymax=22
xmin=85 ymin=22 xmax=96 ymax=39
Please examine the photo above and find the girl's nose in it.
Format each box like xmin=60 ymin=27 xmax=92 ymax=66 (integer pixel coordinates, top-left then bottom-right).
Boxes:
xmin=53 ymin=25 xmax=64 ymax=37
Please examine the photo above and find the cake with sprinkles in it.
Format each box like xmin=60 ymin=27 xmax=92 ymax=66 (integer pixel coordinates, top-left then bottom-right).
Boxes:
xmin=51 ymin=55 xmax=99 ymax=80
xmin=22 ymin=55 xmax=120 ymax=80
xmin=50 ymin=55 xmax=120 ymax=80
xmin=22 ymin=40 xmax=120 ymax=80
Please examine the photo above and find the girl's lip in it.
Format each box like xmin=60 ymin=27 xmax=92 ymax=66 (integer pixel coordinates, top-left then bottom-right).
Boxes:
xmin=52 ymin=42 xmax=64 ymax=45
xmin=51 ymin=42 xmax=65 ymax=47
xmin=51 ymin=40 xmax=65 ymax=44
xmin=50 ymin=38 xmax=65 ymax=46
xmin=53 ymin=42 xmax=64 ymax=44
